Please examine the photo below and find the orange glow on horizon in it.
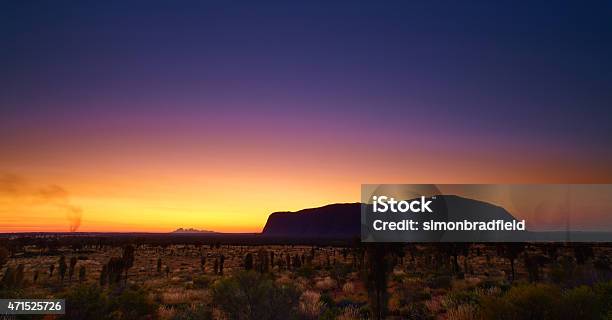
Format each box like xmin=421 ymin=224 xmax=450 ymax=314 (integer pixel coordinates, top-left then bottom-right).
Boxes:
xmin=2 ymin=127 xmax=612 ymax=233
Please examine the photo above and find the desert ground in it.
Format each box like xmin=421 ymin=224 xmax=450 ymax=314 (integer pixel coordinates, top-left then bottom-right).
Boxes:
xmin=1 ymin=237 xmax=611 ymax=319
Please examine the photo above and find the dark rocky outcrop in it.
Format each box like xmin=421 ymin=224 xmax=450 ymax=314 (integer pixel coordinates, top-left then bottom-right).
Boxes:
xmin=262 ymin=203 xmax=361 ymax=238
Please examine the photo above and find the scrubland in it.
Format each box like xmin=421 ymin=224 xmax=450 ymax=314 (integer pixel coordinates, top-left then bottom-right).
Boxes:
xmin=1 ymin=239 xmax=611 ymax=319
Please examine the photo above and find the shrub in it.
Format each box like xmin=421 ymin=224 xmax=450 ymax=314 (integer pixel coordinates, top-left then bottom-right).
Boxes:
xmin=320 ymin=293 xmax=335 ymax=309
xmin=474 ymin=286 xmax=501 ymax=298
xmin=1 ymin=266 xmax=16 ymax=289
xmin=447 ymin=304 xmax=479 ymax=320
xmin=59 ymin=255 xmax=67 ymax=282
xmin=330 ymin=263 xmax=352 ymax=286
xmin=315 ymin=277 xmax=337 ymax=291
xmin=427 ymin=275 xmax=452 ymax=289
xmin=298 ymin=290 xmax=325 ymax=319
xmin=479 ymin=284 xmax=561 ymax=320
xmin=398 ymin=302 xmax=433 ymax=320
xmin=296 ymin=265 xmax=315 ymax=278
xmin=478 ymin=282 xmax=611 ymax=320
xmin=336 ymin=299 xmax=363 ymax=309
xmin=244 ymin=253 xmax=254 ymax=270
xmin=69 ymin=256 xmax=77 ymax=281
xmin=171 ymin=303 xmax=213 ymax=320
xmin=0 ymin=247 xmax=8 ymax=268
xmin=319 ymin=308 xmax=339 ymax=320
xmin=477 ymin=279 xmax=507 ymax=291
xmin=79 ymin=265 xmax=86 ymax=282
xmin=160 ymin=288 xmax=206 ymax=305
xmin=211 ymin=271 xmax=300 ymax=320
xmin=342 ymin=281 xmax=355 ymax=294
xmin=558 ymin=286 xmax=603 ymax=320
xmin=550 ymin=256 xmax=576 ymax=284
xmin=396 ymin=278 xmax=431 ymax=304
xmin=594 ymin=281 xmax=612 ymax=313
xmin=441 ymin=290 xmax=479 ymax=310
xmin=63 ymin=284 xmax=155 ymax=320
xmin=192 ymin=275 xmax=213 ymax=289
xmin=337 ymin=305 xmax=361 ymax=320
xmin=158 ymin=305 xmax=176 ymax=319
xmin=14 ymin=264 xmax=24 ymax=287
xmin=388 ymin=293 xmax=401 ymax=314
xmin=107 ymin=285 xmax=156 ymax=319
xmin=63 ymin=284 xmax=108 ymax=320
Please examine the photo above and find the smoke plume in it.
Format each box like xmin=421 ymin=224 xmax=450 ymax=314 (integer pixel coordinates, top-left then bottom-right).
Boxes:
xmin=1 ymin=173 xmax=83 ymax=232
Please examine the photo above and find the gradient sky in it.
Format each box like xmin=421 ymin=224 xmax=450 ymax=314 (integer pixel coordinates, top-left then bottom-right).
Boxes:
xmin=1 ymin=1 xmax=611 ymax=232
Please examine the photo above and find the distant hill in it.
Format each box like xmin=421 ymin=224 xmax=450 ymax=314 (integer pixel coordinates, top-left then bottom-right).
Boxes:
xmin=261 ymin=203 xmax=361 ymax=238
xmin=171 ymin=228 xmax=216 ymax=234
xmin=261 ymin=195 xmax=522 ymax=240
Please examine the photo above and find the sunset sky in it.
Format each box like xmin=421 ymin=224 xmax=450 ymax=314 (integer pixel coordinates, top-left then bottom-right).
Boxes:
xmin=1 ymin=1 xmax=611 ymax=233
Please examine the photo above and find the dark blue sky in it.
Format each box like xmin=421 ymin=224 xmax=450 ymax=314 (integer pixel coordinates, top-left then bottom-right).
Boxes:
xmin=2 ymin=0 xmax=612 ymax=168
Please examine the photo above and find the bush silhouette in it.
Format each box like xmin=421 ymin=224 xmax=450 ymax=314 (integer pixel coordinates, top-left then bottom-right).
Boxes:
xmin=79 ymin=265 xmax=86 ymax=283
xmin=59 ymin=255 xmax=67 ymax=282
xmin=244 ymin=253 xmax=253 ymax=270
xmin=558 ymin=285 xmax=603 ymax=319
xmin=14 ymin=264 xmax=24 ymax=287
xmin=193 ymin=275 xmax=213 ymax=289
xmin=108 ymin=285 xmax=156 ymax=319
xmin=480 ymin=284 xmax=561 ymax=320
xmin=211 ymin=271 xmax=300 ymax=320
xmin=479 ymin=282 xmax=611 ymax=320
xmin=1 ymin=266 xmax=16 ymax=289
xmin=63 ymin=284 xmax=155 ymax=320
xmin=200 ymin=255 xmax=206 ymax=273
xmin=121 ymin=245 xmax=135 ymax=281
xmin=69 ymin=256 xmax=77 ymax=281
xmin=0 ymin=246 xmax=8 ymax=268
xmin=63 ymin=284 xmax=108 ymax=320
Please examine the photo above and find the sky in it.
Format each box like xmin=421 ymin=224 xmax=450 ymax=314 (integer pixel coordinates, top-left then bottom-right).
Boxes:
xmin=1 ymin=1 xmax=611 ymax=233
